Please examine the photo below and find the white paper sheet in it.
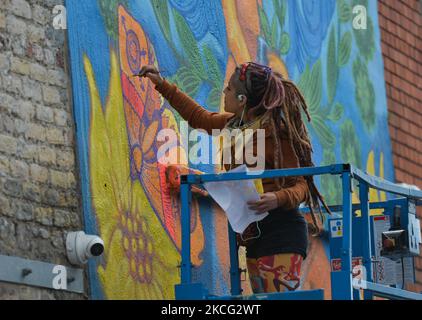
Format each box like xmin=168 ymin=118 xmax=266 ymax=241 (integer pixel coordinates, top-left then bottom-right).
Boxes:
xmin=203 ymin=165 xmax=269 ymax=233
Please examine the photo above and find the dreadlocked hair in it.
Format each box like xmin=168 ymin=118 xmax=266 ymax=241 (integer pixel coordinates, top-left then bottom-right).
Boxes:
xmin=238 ymin=63 xmax=332 ymax=235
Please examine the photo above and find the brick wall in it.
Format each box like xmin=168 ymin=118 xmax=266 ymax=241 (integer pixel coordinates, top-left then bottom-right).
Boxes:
xmin=378 ymin=0 xmax=422 ymax=293
xmin=0 ymin=0 xmax=85 ymax=299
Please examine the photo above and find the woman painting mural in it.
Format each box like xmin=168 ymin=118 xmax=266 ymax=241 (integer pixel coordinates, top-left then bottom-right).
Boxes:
xmin=137 ymin=62 xmax=329 ymax=294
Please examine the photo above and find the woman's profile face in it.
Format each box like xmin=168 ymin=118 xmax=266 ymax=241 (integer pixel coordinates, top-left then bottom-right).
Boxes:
xmin=223 ymin=72 xmax=245 ymax=115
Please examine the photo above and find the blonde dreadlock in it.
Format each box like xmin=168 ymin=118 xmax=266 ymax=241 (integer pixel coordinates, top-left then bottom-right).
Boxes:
xmin=235 ymin=63 xmax=332 ymax=235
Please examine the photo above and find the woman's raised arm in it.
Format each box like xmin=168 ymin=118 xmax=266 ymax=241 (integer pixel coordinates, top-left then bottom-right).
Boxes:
xmin=137 ymin=65 xmax=234 ymax=134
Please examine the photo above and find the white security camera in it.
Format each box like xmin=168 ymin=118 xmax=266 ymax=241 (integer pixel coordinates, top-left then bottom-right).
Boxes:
xmin=66 ymin=231 xmax=104 ymax=265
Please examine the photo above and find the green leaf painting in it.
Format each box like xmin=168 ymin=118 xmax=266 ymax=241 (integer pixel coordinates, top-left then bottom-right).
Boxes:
xmin=172 ymin=66 xmax=202 ymax=97
xmin=151 ymin=0 xmax=171 ymax=42
xmin=270 ymin=15 xmax=279 ymax=49
xmin=328 ymin=103 xmax=344 ymax=122
xmin=206 ymin=88 xmax=221 ymax=109
xmin=273 ymin=0 xmax=286 ymax=27
xmin=312 ymin=115 xmax=336 ymax=149
xmin=258 ymin=5 xmax=271 ymax=42
xmin=337 ymin=0 xmax=352 ymax=23
xmin=353 ymin=58 xmax=376 ymax=131
xmin=352 ymin=0 xmax=375 ymax=61
xmin=173 ymin=9 xmax=206 ymax=77
xmin=321 ymin=150 xmax=342 ymax=205
xmin=340 ymin=119 xmax=362 ymax=168
xmin=280 ymin=32 xmax=290 ymax=55
xmin=327 ymin=26 xmax=338 ymax=104
xmin=203 ymin=45 xmax=223 ymax=87
xmin=298 ymin=61 xmax=322 ymax=115
xmin=338 ymin=31 xmax=352 ymax=66
xmin=259 ymin=1 xmax=290 ymax=55
xmin=98 ymin=0 xmax=128 ymax=39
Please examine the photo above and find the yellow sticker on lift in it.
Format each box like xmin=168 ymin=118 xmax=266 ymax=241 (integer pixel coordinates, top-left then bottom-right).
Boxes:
xmin=254 ymin=179 xmax=264 ymax=194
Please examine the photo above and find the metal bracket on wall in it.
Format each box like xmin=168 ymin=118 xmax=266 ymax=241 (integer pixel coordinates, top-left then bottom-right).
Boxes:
xmin=0 ymin=254 xmax=84 ymax=294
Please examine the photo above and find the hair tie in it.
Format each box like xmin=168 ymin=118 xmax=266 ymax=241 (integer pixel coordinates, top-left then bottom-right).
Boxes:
xmin=239 ymin=63 xmax=249 ymax=81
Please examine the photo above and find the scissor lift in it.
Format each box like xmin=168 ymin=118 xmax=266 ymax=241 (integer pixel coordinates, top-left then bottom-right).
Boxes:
xmin=175 ymin=164 xmax=422 ymax=300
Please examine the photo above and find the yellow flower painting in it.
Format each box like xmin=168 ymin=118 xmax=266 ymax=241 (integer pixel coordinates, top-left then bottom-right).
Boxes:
xmin=84 ymin=50 xmax=180 ymax=299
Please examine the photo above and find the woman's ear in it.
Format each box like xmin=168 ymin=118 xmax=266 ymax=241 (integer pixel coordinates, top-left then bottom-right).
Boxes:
xmin=237 ymin=94 xmax=247 ymax=107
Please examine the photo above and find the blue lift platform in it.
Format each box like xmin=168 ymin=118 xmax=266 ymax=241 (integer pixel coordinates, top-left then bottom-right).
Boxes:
xmin=175 ymin=164 xmax=422 ymax=300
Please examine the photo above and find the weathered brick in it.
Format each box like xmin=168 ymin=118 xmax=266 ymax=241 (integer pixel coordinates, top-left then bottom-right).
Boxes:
xmin=43 ymin=48 xmax=55 ymax=65
xmin=0 ymin=134 xmax=18 ymax=154
xmin=3 ymin=178 xmax=22 ymax=197
xmin=46 ymin=127 xmax=65 ymax=145
xmin=30 ymin=43 xmax=44 ymax=61
xmin=0 ymin=194 xmax=11 ymax=216
xmin=38 ymin=146 xmax=56 ymax=165
xmin=6 ymin=14 xmax=27 ymax=35
xmin=50 ymin=169 xmax=68 ymax=188
xmin=31 ymin=225 xmax=50 ymax=239
xmin=29 ymin=163 xmax=48 ymax=183
xmin=0 ymin=217 xmax=15 ymax=241
xmin=55 ymin=47 xmax=64 ymax=68
xmin=3 ymin=73 xmax=23 ymax=94
xmin=42 ymin=85 xmax=61 ymax=105
xmin=11 ymin=34 xmax=26 ymax=56
xmin=64 ymin=128 xmax=74 ymax=145
xmin=56 ymin=150 xmax=74 ymax=169
xmin=10 ymin=56 xmax=30 ymax=75
xmin=25 ymin=123 xmax=45 ymax=141
xmin=12 ymin=99 xmax=35 ymax=121
xmin=40 ymin=186 xmax=60 ymax=206
xmin=34 ymin=206 xmax=53 ymax=226
xmin=36 ymin=104 xmax=54 ymax=123
xmin=47 ymin=68 xmax=67 ymax=88
xmin=9 ymin=0 xmax=32 ymax=19
xmin=28 ymin=24 xmax=45 ymax=43
xmin=16 ymin=223 xmax=31 ymax=250
xmin=54 ymin=109 xmax=68 ymax=126
xmin=0 ymin=92 xmax=15 ymax=111
xmin=22 ymin=182 xmax=41 ymax=203
xmin=0 ymin=155 xmax=9 ymax=175
xmin=30 ymin=62 xmax=48 ymax=82
xmin=32 ymin=4 xmax=50 ymax=25
xmin=51 ymin=232 xmax=64 ymax=249
xmin=0 ymin=52 xmax=10 ymax=72
xmin=53 ymin=209 xmax=79 ymax=227
xmin=13 ymin=199 xmax=34 ymax=221
xmin=1 ymin=114 xmax=15 ymax=133
xmin=19 ymin=143 xmax=38 ymax=161
xmin=53 ymin=209 xmax=69 ymax=227
xmin=0 ymin=10 xmax=6 ymax=29
xmin=22 ymin=77 xmax=42 ymax=101
xmin=67 ymin=171 xmax=76 ymax=189
xmin=63 ymin=191 xmax=79 ymax=208
xmin=10 ymin=159 xmax=29 ymax=179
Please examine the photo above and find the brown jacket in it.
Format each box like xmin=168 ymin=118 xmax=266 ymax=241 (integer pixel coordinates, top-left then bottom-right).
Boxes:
xmin=155 ymin=79 xmax=309 ymax=209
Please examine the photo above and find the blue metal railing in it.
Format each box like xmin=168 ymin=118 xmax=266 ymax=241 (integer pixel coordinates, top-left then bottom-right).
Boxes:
xmin=177 ymin=163 xmax=422 ymax=300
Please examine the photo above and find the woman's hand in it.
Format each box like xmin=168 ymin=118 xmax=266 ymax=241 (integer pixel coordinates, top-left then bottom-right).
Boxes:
xmin=247 ymin=192 xmax=278 ymax=214
xmin=136 ymin=65 xmax=164 ymax=86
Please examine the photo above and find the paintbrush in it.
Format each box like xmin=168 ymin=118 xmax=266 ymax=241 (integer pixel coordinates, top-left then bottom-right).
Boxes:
xmin=132 ymin=69 xmax=166 ymax=78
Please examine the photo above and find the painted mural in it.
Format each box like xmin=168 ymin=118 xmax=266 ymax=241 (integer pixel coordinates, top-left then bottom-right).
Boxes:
xmin=66 ymin=0 xmax=394 ymax=299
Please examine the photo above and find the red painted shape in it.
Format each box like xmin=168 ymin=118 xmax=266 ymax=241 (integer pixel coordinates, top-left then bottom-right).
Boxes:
xmin=121 ymin=72 xmax=145 ymax=119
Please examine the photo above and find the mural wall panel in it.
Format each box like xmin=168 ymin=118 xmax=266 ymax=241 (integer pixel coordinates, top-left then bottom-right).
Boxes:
xmin=66 ymin=0 xmax=394 ymax=299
